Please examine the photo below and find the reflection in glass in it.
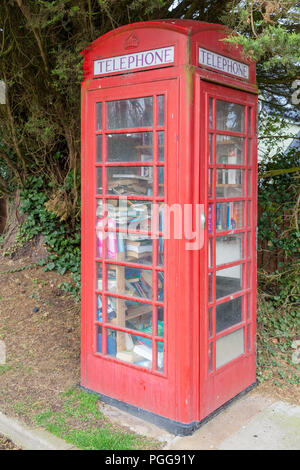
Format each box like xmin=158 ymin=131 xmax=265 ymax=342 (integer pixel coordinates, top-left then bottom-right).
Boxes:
xmin=248 ymin=107 xmax=252 ymax=134
xmin=216 ymin=265 xmax=242 ymax=300
xmin=157 ymin=307 xmax=164 ymax=335
xmin=107 ymin=132 xmax=152 ymax=162
xmin=209 ymin=134 xmax=213 ymax=163
xmin=216 ymin=296 xmax=242 ymax=333
xmin=97 ymin=167 xmax=102 ymax=194
xmin=209 ymin=98 xmax=213 ymax=128
xmin=216 ymin=328 xmax=244 ymax=369
xmin=208 ymin=342 xmax=213 ymax=373
xmin=96 ymin=102 xmax=102 ymax=131
xmin=107 ymin=166 xmax=153 ymax=197
xmin=247 ymin=170 xmax=251 ymax=196
xmin=208 ymin=169 xmax=213 ymax=198
xmin=157 ymin=95 xmax=165 ymax=126
xmin=216 ymin=202 xmax=244 ymax=232
xmin=97 ymin=326 xmax=103 ymax=353
xmin=158 ymin=167 xmax=164 ymax=197
xmin=156 ymin=342 xmax=164 ymax=372
xmin=157 ymin=273 xmax=164 ymax=302
xmin=216 ymin=135 xmax=244 ymax=164
xmin=158 ymin=131 xmax=164 ymax=162
xmin=97 ymin=295 xmax=102 ymax=322
xmin=216 ymin=169 xmax=244 ymax=198
xmin=107 ymin=97 xmax=153 ymax=129
xmin=208 ymin=307 xmax=213 ymax=338
xmin=216 ymin=100 xmax=244 ymax=132
xmin=216 ymin=234 xmax=243 ymax=266
xmin=97 ymin=135 xmax=102 ymax=162
xmin=158 ymin=237 xmax=164 ymax=266
xmin=248 ymin=139 xmax=252 ymax=165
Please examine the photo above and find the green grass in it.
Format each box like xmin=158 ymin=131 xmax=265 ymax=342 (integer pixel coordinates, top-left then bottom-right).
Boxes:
xmin=34 ymin=387 xmax=160 ymax=450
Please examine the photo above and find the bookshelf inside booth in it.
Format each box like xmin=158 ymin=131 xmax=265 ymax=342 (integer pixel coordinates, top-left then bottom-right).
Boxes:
xmin=95 ymin=95 xmax=165 ymax=372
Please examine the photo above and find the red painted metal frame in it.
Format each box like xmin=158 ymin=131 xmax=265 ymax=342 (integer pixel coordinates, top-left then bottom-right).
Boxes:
xmin=81 ymin=19 xmax=258 ymax=426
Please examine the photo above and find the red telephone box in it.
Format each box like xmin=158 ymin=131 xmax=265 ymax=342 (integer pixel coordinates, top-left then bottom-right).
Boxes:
xmin=81 ymin=19 xmax=258 ymax=434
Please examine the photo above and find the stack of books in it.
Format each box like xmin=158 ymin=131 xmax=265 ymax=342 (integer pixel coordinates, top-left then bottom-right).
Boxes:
xmin=126 ymin=239 xmax=152 ymax=260
xmin=109 ymin=174 xmax=151 ymax=196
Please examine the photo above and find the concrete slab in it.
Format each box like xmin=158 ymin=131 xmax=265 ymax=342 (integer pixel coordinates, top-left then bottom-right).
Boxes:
xmin=167 ymin=392 xmax=277 ymax=450
xmin=0 ymin=411 xmax=76 ymax=450
xmin=218 ymin=401 xmax=300 ymax=450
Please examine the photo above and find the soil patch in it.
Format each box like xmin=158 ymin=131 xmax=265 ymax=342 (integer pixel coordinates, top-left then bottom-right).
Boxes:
xmin=0 ymin=434 xmax=21 ymax=450
xmin=0 ymin=252 xmax=81 ymax=423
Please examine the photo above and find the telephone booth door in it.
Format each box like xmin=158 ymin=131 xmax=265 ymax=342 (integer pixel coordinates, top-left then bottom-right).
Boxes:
xmin=199 ymin=80 xmax=257 ymax=419
xmin=81 ymin=78 xmax=182 ymax=421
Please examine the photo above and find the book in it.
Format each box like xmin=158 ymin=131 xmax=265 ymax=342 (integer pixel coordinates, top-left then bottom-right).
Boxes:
xmin=116 ymin=350 xmax=144 ymax=363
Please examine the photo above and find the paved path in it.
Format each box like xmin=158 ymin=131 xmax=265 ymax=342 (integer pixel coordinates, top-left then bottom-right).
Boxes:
xmin=0 ymin=391 xmax=299 ymax=450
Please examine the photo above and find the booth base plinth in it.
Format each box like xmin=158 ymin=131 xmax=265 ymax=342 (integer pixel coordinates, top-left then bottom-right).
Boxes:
xmin=79 ymin=382 xmax=257 ymax=436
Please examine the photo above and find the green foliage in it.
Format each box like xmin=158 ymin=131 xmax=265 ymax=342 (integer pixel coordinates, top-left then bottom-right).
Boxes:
xmin=256 ymin=135 xmax=300 ymax=386
xmin=17 ymin=175 xmax=81 ymax=299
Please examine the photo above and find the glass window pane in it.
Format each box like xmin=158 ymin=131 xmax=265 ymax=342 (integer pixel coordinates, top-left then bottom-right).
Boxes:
xmin=106 ymin=264 xmax=152 ymax=300
xmin=247 ymin=170 xmax=251 ymax=196
xmin=96 ymin=102 xmax=102 ymax=131
xmin=209 ymin=134 xmax=213 ymax=164
xmin=209 ymin=98 xmax=213 ymax=129
xmin=158 ymin=237 xmax=164 ymax=266
xmin=158 ymin=167 xmax=164 ymax=197
xmin=216 ymin=100 xmax=245 ymax=132
xmin=248 ymin=139 xmax=252 ymax=165
xmin=157 ymin=95 xmax=165 ymax=126
xmin=97 ymin=295 xmax=103 ymax=322
xmin=216 ymin=297 xmax=242 ymax=333
xmin=208 ymin=342 xmax=213 ymax=373
xmin=157 ymin=307 xmax=164 ymax=336
xmin=216 ymin=169 xmax=244 ymax=198
xmin=216 ymin=202 xmax=244 ymax=232
xmin=97 ymin=263 xmax=103 ymax=290
xmin=107 ymin=166 xmax=153 ymax=197
xmin=97 ymin=167 xmax=102 ymax=194
xmin=216 ymin=135 xmax=244 ymax=164
xmin=106 ymin=296 xmax=152 ymax=334
xmin=97 ymin=135 xmax=102 ymax=162
xmin=208 ymin=238 xmax=213 ymax=268
xmin=208 ymin=169 xmax=213 ymax=198
xmin=248 ymin=107 xmax=252 ymax=134
xmin=216 ymin=328 xmax=244 ymax=368
xmin=97 ymin=326 xmax=103 ymax=353
xmin=158 ymin=131 xmax=164 ymax=162
xmin=216 ymin=234 xmax=243 ymax=266
xmin=208 ymin=272 xmax=213 ymax=303
xmin=247 ymin=201 xmax=251 ymax=227
xmin=157 ymin=272 xmax=164 ymax=302
xmin=106 ymin=328 xmax=152 ymax=369
xmin=105 ymin=232 xmax=153 ymax=266
xmin=106 ymin=97 xmax=153 ymax=129
xmin=107 ymin=132 xmax=152 ymax=162
xmin=208 ymin=307 xmax=213 ymax=338
xmin=216 ymin=265 xmax=242 ymax=300
xmin=247 ymin=294 xmax=251 ymax=320
xmin=247 ymin=325 xmax=251 ymax=351
xmin=156 ymin=341 xmax=164 ymax=372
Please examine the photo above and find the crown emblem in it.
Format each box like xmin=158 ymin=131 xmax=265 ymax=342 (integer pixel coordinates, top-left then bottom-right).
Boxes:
xmin=124 ymin=33 xmax=140 ymax=50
